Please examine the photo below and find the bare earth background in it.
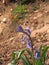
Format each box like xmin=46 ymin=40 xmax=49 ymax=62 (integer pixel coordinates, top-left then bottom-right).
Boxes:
xmin=0 ymin=1 xmax=49 ymax=65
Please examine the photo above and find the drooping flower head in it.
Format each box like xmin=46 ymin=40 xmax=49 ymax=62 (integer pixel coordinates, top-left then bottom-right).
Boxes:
xmin=27 ymin=40 xmax=31 ymax=48
xmin=16 ymin=26 xmax=31 ymax=49
xmin=16 ymin=25 xmax=24 ymax=32
xmin=34 ymin=50 xmax=40 ymax=59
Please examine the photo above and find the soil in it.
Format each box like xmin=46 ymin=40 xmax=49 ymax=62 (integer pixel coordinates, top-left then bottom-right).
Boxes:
xmin=0 ymin=1 xmax=49 ymax=65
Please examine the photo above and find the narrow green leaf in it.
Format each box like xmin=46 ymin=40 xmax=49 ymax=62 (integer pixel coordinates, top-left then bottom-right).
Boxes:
xmin=12 ymin=52 xmax=16 ymax=60
xmin=26 ymin=49 xmax=36 ymax=65
xmin=34 ymin=59 xmax=42 ymax=65
xmin=21 ymin=55 xmax=31 ymax=65
xmin=41 ymin=46 xmax=49 ymax=61
xmin=12 ymin=51 xmax=19 ymax=60
xmin=11 ymin=58 xmax=19 ymax=64
xmin=26 ymin=49 xmax=34 ymax=60
xmin=18 ymin=49 xmax=25 ymax=58
xmin=39 ymin=44 xmax=43 ymax=51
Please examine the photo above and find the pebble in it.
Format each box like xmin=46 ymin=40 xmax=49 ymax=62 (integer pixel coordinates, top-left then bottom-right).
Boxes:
xmin=41 ymin=35 xmax=43 ymax=38
xmin=33 ymin=17 xmax=37 ymax=20
xmin=10 ymin=8 xmax=13 ymax=11
xmin=2 ymin=18 xmax=7 ymax=22
xmin=7 ymin=63 xmax=11 ymax=65
xmin=37 ymin=39 xmax=41 ymax=42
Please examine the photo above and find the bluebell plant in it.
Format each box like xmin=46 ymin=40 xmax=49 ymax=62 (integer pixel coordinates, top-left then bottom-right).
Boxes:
xmin=8 ymin=25 xmax=49 ymax=65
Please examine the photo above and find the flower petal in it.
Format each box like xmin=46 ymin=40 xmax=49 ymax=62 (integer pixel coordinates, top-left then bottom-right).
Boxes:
xmin=34 ymin=50 xmax=40 ymax=59
xmin=22 ymin=35 xmax=27 ymax=42
xmin=27 ymin=40 xmax=31 ymax=48
xmin=25 ymin=27 xmax=31 ymax=35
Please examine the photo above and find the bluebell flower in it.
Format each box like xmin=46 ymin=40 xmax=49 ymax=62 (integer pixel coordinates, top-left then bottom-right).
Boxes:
xmin=16 ymin=25 xmax=24 ymax=32
xmin=27 ymin=40 xmax=31 ymax=48
xmin=34 ymin=50 xmax=40 ymax=59
xmin=22 ymin=35 xmax=27 ymax=42
xmin=25 ymin=27 xmax=31 ymax=35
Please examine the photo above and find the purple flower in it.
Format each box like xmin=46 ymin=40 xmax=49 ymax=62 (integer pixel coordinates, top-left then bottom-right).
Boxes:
xmin=27 ymin=40 xmax=31 ymax=48
xmin=34 ymin=50 xmax=40 ymax=59
xmin=22 ymin=35 xmax=27 ymax=42
xmin=16 ymin=25 xmax=24 ymax=32
xmin=25 ymin=27 xmax=31 ymax=35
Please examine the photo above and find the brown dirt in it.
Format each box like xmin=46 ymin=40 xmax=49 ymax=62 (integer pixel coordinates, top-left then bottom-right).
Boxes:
xmin=0 ymin=1 xmax=49 ymax=65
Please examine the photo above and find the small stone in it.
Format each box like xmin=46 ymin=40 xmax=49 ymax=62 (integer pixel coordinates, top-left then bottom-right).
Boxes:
xmin=33 ymin=17 xmax=37 ymax=20
xmin=37 ymin=39 xmax=40 ymax=42
xmin=41 ymin=35 xmax=43 ymax=38
xmin=7 ymin=63 xmax=12 ymax=65
xmin=3 ymin=0 xmax=5 ymax=4
xmin=1 ymin=22 xmax=4 ymax=24
xmin=2 ymin=18 xmax=7 ymax=22
xmin=10 ymin=8 xmax=13 ymax=11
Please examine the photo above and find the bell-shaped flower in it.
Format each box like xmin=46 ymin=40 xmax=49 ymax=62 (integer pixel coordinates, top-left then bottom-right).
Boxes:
xmin=22 ymin=35 xmax=28 ymax=42
xmin=16 ymin=25 xmax=24 ymax=33
xmin=25 ymin=27 xmax=31 ymax=35
xmin=34 ymin=50 xmax=40 ymax=59
xmin=27 ymin=40 xmax=31 ymax=48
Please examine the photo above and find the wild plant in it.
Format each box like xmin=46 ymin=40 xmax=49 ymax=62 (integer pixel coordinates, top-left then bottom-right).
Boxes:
xmin=12 ymin=5 xmax=28 ymax=22
xmin=8 ymin=25 xmax=49 ymax=65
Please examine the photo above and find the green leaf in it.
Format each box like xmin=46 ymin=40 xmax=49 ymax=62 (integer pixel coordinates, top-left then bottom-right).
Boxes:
xmin=12 ymin=51 xmax=19 ymax=64
xmin=12 ymin=49 xmax=31 ymax=65
xmin=12 ymin=52 xmax=16 ymax=60
xmin=13 ymin=51 xmax=19 ymax=55
xmin=12 ymin=51 xmax=19 ymax=60
xmin=38 ymin=44 xmax=43 ymax=56
xmin=26 ymin=49 xmax=36 ymax=65
xmin=18 ymin=49 xmax=25 ymax=58
xmin=25 ymin=13 xmax=29 ymax=17
xmin=39 ymin=44 xmax=43 ymax=51
xmin=21 ymin=55 xmax=31 ymax=65
xmin=26 ymin=49 xmax=34 ymax=60
xmin=11 ymin=58 xmax=19 ymax=64
xmin=13 ymin=5 xmax=27 ymax=14
xmin=34 ymin=59 xmax=42 ymax=65
xmin=41 ymin=46 xmax=49 ymax=61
